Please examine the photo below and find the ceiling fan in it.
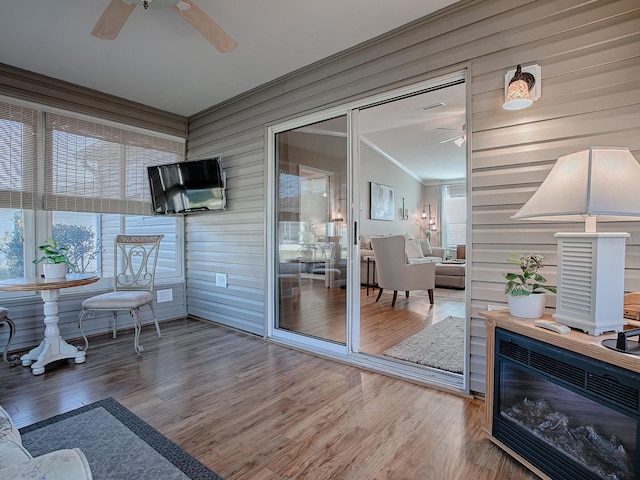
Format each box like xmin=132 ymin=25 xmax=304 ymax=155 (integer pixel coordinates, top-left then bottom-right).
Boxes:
xmin=91 ymin=0 xmax=237 ymax=53
xmin=438 ymin=124 xmax=466 ymax=147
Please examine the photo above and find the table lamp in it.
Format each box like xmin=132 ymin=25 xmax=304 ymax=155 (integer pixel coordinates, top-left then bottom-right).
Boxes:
xmin=511 ymin=146 xmax=640 ymax=335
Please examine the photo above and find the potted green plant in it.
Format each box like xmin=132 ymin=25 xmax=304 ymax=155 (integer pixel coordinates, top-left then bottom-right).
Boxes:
xmin=504 ymin=252 xmax=556 ymax=318
xmin=33 ymin=238 xmax=77 ymax=278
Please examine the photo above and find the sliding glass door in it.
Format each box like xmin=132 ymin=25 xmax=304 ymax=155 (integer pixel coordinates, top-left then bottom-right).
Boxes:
xmin=271 ymin=114 xmax=352 ymax=352
xmin=268 ymin=71 xmax=468 ymax=391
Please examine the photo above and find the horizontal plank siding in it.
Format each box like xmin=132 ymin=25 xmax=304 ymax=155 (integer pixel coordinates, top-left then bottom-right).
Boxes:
xmin=467 ymin=0 xmax=640 ymax=397
xmin=183 ymin=0 xmax=639 ymax=395
xmin=0 ymin=64 xmax=186 ymax=137
xmin=184 ymin=134 xmax=266 ymax=334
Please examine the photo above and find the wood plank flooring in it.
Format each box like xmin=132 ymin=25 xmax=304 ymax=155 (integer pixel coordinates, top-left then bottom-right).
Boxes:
xmin=360 ymin=287 xmax=465 ymax=355
xmin=282 ymin=278 xmax=466 ymax=361
xmin=0 ymin=318 xmax=537 ymax=480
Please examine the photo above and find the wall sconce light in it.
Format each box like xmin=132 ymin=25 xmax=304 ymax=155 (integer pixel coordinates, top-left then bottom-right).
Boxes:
xmin=429 ymin=212 xmax=437 ymax=231
xmin=331 ymin=198 xmax=344 ymax=222
xmin=422 ymin=204 xmax=436 ymax=230
xmin=503 ymin=64 xmax=541 ymax=110
xmin=401 ymin=198 xmax=409 ymax=220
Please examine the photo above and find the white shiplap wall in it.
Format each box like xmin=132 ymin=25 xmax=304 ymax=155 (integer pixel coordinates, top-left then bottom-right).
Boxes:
xmin=185 ymin=0 xmax=640 ymax=394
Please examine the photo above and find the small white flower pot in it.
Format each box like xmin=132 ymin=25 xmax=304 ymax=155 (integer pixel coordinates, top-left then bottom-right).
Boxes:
xmin=508 ymin=292 xmax=546 ymax=319
xmin=43 ymin=262 xmax=67 ymax=279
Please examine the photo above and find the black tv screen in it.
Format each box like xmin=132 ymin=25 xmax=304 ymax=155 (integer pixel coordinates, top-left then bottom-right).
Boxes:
xmin=147 ymin=158 xmax=226 ymax=215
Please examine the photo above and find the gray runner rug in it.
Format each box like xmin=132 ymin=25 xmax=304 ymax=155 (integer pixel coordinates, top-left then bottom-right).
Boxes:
xmin=383 ymin=316 xmax=464 ymax=374
xmin=20 ymin=397 xmax=223 ymax=480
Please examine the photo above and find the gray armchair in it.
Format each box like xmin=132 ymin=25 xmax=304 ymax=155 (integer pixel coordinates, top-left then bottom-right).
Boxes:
xmin=371 ymin=235 xmax=435 ymax=307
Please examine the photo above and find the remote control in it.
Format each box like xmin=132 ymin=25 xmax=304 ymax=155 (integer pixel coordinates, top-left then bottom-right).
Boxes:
xmin=534 ymin=320 xmax=571 ymax=334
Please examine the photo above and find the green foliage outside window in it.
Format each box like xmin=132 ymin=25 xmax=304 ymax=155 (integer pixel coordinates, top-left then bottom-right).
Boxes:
xmin=50 ymin=224 xmax=99 ymax=274
xmin=0 ymin=218 xmax=99 ymax=278
xmin=0 ymin=215 xmax=24 ymax=278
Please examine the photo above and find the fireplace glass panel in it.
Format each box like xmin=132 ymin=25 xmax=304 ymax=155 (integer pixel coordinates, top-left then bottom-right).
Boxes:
xmin=498 ymin=362 xmax=636 ymax=480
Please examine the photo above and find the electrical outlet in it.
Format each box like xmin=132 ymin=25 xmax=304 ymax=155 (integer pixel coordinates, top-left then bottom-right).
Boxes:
xmin=216 ymin=273 xmax=227 ymax=288
xmin=157 ymin=288 xmax=173 ymax=303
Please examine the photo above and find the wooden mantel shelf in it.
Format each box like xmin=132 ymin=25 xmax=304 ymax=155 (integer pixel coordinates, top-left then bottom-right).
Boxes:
xmin=480 ymin=310 xmax=640 ymax=480
xmin=482 ymin=310 xmax=640 ymax=374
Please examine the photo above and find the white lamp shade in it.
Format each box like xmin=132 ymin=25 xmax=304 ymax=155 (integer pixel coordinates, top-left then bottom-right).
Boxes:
xmin=512 ymin=147 xmax=640 ymax=223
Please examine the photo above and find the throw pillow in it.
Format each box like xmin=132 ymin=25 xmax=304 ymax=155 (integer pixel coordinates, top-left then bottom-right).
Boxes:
xmin=359 ymin=235 xmax=371 ymax=250
xmin=420 ymin=238 xmax=433 ymax=257
xmin=405 ymin=239 xmax=424 ymax=259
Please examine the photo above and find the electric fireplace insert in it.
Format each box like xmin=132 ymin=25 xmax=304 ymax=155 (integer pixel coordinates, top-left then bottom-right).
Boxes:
xmin=493 ymin=328 xmax=640 ymax=480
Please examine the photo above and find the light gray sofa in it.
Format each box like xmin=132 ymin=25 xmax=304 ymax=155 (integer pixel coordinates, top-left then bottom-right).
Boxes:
xmin=0 ymin=405 xmax=93 ymax=479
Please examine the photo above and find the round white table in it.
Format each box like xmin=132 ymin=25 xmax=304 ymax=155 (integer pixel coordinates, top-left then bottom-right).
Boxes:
xmin=0 ymin=274 xmax=99 ymax=375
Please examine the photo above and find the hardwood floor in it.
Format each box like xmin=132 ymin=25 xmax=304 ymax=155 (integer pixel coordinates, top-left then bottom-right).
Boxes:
xmin=0 ymin=318 xmax=537 ymax=479
xmin=360 ymin=287 xmax=465 ymax=355
xmin=282 ymin=277 xmax=466 ymax=359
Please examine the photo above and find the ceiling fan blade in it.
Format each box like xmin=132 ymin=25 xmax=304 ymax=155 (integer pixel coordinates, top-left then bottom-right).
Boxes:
xmin=440 ymin=135 xmax=458 ymax=144
xmin=91 ymin=0 xmax=137 ymax=40
xmin=174 ymin=0 xmax=237 ymax=53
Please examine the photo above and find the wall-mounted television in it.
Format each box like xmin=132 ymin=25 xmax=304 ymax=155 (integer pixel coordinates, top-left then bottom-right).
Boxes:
xmin=147 ymin=157 xmax=226 ymax=215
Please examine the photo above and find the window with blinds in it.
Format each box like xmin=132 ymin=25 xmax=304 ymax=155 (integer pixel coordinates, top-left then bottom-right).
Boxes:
xmin=445 ymin=193 xmax=467 ymax=249
xmin=44 ymin=113 xmax=184 ymax=215
xmin=0 ymin=98 xmax=185 ymax=285
xmin=0 ymin=101 xmax=38 ymax=210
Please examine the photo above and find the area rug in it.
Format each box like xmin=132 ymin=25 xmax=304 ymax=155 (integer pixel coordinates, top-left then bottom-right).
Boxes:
xmin=383 ymin=316 xmax=464 ymax=374
xmin=20 ymin=397 xmax=223 ymax=480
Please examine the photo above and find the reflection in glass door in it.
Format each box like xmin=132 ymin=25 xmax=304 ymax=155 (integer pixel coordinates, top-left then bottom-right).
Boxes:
xmin=274 ymin=115 xmax=348 ymax=347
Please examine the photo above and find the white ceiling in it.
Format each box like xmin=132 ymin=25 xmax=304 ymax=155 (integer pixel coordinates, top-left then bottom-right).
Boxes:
xmin=0 ymin=0 xmax=466 ymax=183
xmin=359 ymin=83 xmax=467 ymax=184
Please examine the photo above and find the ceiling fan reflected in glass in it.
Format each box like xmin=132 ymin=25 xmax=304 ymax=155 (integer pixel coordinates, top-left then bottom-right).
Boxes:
xmin=91 ymin=0 xmax=237 ymax=53
xmin=438 ymin=124 xmax=466 ymax=147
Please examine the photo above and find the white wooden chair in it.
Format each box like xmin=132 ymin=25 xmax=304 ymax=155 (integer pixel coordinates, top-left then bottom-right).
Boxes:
xmin=371 ymin=235 xmax=435 ymax=307
xmin=78 ymin=235 xmax=163 ymax=355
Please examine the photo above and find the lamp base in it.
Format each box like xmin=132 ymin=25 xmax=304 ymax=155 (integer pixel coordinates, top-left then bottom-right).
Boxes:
xmin=552 ymin=313 xmax=625 ymax=336
xmin=554 ymin=232 xmax=629 ymax=337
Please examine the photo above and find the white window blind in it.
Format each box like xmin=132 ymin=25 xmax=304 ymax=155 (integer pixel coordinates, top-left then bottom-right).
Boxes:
xmin=0 ymin=101 xmax=38 ymax=209
xmin=447 ymin=223 xmax=467 ymax=247
xmin=44 ymin=113 xmax=184 ymax=215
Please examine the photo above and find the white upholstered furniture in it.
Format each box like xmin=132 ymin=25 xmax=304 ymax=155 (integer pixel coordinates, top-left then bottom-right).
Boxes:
xmin=78 ymin=235 xmax=163 ymax=355
xmin=359 ymin=233 xmax=444 ymax=284
xmin=0 ymin=405 xmax=92 ymax=479
xmin=370 ymin=235 xmax=435 ymax=307
xmin=435 ymin=262 xmax=466 ymax=289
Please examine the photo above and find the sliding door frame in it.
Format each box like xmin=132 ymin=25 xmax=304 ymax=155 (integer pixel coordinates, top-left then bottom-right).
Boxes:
xmin=266 ymin=68 xmax=470 ymax=393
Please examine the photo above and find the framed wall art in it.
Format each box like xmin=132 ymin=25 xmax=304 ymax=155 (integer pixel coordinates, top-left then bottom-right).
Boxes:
xmin=370 ymin=182 xmax=394 ymax=221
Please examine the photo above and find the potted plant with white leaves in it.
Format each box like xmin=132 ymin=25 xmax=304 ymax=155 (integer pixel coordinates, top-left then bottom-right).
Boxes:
xmin=504 ymin=252 xmax=556 ymax=318
xmin=33 ymin=238 xmax=77 ymax=278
